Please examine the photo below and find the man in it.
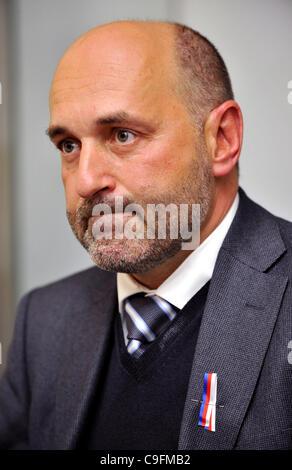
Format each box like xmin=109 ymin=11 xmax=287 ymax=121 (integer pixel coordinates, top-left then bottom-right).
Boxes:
xmin=0 ymin=20 xmax=291 ymax=450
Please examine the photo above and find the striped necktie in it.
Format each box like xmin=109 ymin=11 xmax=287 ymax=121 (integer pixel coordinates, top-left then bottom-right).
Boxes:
xmin=123 ymin=293 xmax=178 ymax=358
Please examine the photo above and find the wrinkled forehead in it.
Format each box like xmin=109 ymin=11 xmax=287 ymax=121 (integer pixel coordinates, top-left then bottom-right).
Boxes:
xmin=50 ymin=24 xmax=178 ymax=111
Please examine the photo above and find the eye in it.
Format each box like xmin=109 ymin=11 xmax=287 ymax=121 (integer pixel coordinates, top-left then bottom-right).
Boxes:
xmin=115 ymin=129 xmax=135 ymax=144
xmin=59 ymin=139 xmax=78 ymax=154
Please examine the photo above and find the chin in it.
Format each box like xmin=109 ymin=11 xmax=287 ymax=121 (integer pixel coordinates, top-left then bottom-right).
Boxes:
xmin=86 ymin=237 xmax=182 ymax=274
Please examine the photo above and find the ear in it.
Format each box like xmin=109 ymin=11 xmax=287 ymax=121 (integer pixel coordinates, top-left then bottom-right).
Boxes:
xmin=204 ymin=100 xmax=243 ymax=177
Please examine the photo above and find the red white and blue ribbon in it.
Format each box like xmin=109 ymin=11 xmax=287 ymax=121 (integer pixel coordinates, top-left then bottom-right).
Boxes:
xmin=198 ymin=372 xmax=217 ymax=432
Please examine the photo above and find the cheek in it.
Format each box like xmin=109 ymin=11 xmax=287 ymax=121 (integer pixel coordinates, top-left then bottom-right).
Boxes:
xmin=62 ymin=169 xmax=79 ymax=211
xmin=129 ymin=140 xmax=191 ymax=192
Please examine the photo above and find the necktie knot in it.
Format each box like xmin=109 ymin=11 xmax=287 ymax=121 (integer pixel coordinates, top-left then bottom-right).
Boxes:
xmin=123 ymin=292 xmax=178 ymax=357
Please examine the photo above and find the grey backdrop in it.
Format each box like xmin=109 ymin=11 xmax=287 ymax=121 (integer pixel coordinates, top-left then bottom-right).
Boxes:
xmin=6 ymin=0 xmax=292 ymax=308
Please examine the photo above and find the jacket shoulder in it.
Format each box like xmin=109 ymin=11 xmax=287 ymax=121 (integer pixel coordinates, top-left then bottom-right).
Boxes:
xmin=18 ymin=266 xmax=116 ymax=355
xmin=15 ymin=266 xmax=116 ymax=384
xmin=26 ymin=265 xmax=114 ymax=302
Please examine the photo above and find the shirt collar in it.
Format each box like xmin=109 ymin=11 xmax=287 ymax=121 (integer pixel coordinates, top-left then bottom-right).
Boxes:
xmin=117 ymin=192 xmax=239 ymax=312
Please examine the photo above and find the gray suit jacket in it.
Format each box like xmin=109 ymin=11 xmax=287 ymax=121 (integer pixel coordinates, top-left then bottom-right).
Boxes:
xmin=0 ymin=188 xmax=292 ymax=450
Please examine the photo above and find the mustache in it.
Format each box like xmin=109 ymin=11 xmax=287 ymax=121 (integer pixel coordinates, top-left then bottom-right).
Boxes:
xmin=69 ymin=195 xmax=137 ymax=221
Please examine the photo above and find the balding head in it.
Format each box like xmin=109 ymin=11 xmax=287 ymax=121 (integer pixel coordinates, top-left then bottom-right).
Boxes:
xmin=50 ymin=20 xmax=233 ymax=133
xmin=50 ymin=21 xmax=179 ymax=113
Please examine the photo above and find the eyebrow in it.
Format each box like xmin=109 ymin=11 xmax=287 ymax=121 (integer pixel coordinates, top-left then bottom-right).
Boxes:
xmin=46 ymin=111 xmax=156 ymax=141
xmin=96 ymin=111 xmax=151 ymax=128
xmin=46 ymin=126 xmax=68 ymax=141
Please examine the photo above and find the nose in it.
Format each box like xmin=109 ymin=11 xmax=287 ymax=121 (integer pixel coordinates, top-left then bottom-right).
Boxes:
xmin=75 ymin=140 xmax=116 ymax=198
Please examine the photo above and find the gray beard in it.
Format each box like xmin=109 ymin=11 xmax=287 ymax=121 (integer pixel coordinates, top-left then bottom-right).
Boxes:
xmin=66 ymin=154 xmax=214 ymax=274
xmin=82 ymin=228 xmax=184 ymax=273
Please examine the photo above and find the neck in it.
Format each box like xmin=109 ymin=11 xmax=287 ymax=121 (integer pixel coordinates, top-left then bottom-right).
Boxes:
xmin=131 ymin=178 xmax=238 ymax=289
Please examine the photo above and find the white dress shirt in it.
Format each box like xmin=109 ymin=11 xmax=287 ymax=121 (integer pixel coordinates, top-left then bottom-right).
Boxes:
xmin=117 ymin=193 xmax=239 ymax=343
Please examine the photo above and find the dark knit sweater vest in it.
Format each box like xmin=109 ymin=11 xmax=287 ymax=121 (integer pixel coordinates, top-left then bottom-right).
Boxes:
xmin=82 ymin=282 xmax=210 ymax=450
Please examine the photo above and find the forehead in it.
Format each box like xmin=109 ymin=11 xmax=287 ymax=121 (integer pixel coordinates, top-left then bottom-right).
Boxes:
xmin=50 ymin=25 xmax=180 ymax=122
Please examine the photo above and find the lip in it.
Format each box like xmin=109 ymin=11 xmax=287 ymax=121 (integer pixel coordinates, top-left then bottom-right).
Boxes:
xmin=88 ymin=212 xmax=134 ymax=230
xmin=89 ymin=212 xmax=133 ymax=220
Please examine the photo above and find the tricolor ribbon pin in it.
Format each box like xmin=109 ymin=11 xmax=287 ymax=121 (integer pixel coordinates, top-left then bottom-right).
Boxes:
xmin=198 ymin=372 xmax=217 ymax=432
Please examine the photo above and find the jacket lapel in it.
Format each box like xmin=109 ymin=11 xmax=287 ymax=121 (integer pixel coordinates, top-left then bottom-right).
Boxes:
xmin=54 ymin=270 xmax=117 ymax=449
xmin=178 ymin=189 xmax=288 ymax=449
